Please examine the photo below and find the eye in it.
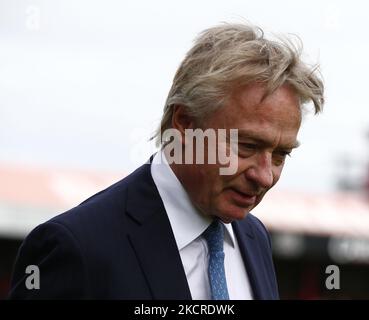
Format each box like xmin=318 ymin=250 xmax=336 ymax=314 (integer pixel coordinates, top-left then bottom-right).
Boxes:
xmin=273 ymin=150 xmax=292 ymax=166
xmin=236 ymin=143 xmax=258 ymax=158
xmin=240 ymin=143 xmax=257 ymax=150
xmin=277 ymin=150 xmax=292 ymax=157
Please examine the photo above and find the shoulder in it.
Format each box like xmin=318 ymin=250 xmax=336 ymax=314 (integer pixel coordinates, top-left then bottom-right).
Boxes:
xmin=48 ymin=162 xmax=152 ymax=237
xmin=8 ymin=220 xmax=86 ymax=299
xmin=8 ymin=163 xmax=153 ymax=299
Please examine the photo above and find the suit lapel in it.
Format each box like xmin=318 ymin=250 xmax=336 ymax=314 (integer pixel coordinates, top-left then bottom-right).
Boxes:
xmin=125 ymin=162 xmax=192 ymax=300
xmin=232 ymin=217 xmax=270 ymax=299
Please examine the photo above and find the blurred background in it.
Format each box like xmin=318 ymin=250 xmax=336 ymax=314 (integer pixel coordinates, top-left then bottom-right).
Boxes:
xmin=1 ymin=0 xmax=369 ymax=299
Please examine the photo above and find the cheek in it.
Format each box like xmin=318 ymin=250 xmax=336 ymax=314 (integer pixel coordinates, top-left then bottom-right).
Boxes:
xmin=233 ymin=156 xmax=252 ymax=174
xmin=201 ymin=170 xmax=232 ymax=209
xmin=190 ymin=165 xmax=222 ymax=197
xmin=271 ymin=166 xmax=284 ymax=185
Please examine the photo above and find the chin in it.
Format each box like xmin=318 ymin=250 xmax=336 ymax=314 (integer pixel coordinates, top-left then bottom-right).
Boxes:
xmin=217 ymin=205 xmax=250 ymax=223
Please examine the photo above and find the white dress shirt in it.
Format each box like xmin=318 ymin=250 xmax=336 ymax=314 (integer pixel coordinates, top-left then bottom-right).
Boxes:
xmin=151 ymin=150 xmax=253 ymax=300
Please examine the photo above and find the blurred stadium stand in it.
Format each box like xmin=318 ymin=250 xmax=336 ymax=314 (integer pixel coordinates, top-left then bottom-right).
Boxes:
xmin=0 ymin=162 xmax=122 ymax=298
xmin=253 ymin=190 xmax=369 ymax=299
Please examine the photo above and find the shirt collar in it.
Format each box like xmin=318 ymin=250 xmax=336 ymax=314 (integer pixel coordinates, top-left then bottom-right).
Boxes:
xmin=150 ymin=150 xmax=236 ymax=250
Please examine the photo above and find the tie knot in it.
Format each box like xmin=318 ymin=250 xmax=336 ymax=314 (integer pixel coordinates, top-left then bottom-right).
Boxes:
xmin=202 ymin=220 xmax=224 ymax=254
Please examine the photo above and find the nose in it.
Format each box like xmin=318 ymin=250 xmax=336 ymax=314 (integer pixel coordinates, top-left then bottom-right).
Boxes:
xmin=244 ymin=152 xmax=274 ymax=189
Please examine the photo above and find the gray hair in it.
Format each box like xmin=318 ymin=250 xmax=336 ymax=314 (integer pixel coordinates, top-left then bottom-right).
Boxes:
xmin=152 ymin=23 xmax=324 ymax=146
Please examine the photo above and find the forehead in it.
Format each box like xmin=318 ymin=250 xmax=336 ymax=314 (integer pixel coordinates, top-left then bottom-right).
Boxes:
xmin=230 ymin=83 xmax=301 ymax=121
xmin=205 ymin=83 xmax=301 ymax=146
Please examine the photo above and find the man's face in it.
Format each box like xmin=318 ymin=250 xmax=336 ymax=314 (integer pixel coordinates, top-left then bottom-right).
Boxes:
xmin=170 ymin=83 xmax=301 ymax=223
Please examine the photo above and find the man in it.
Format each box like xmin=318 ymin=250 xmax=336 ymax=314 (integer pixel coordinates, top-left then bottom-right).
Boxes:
xmin=8 ymin=23 xmax=324 ymax=299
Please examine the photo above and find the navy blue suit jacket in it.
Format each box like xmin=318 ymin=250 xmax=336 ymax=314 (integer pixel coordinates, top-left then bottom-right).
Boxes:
xmin=8 ymin=160 xmax=279 ymax=299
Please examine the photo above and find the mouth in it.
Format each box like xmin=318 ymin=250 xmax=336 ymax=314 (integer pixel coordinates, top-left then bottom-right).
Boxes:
xmin=229 ymin=188 xmax=257 ymax=207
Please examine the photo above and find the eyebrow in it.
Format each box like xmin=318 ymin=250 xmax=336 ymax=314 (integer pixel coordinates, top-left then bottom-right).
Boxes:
xmin=235 ymin=130 xmax=301 ymax=150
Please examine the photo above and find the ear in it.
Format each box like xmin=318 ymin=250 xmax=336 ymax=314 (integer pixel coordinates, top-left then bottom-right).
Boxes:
xmin=171 ymin=105 xmax=195 ymax=143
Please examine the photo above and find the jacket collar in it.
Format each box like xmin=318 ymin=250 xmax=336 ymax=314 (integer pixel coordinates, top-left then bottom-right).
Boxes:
xmin=232 ymin=217 xmax=275 ymax=299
